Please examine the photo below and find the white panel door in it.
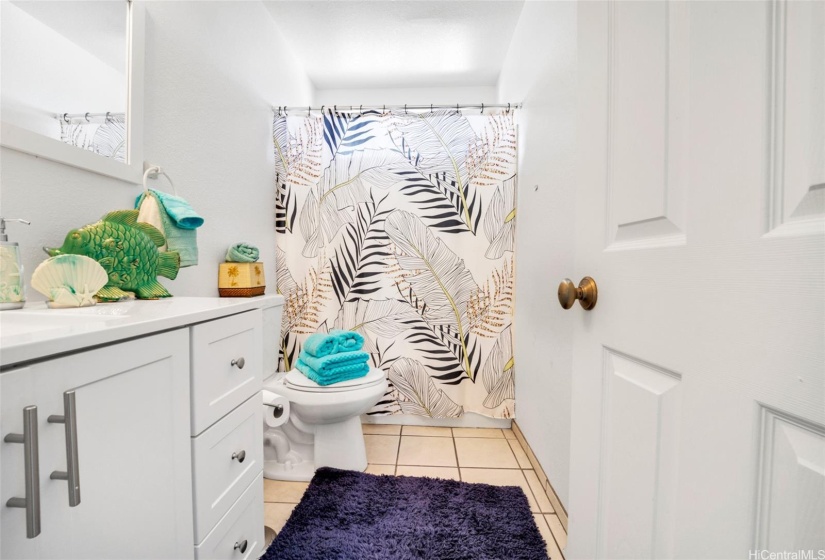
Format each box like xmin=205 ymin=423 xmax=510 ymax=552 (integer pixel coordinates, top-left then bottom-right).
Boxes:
xmin=569 ymin=2 xmax=825 ymax=559
xmin=34 ymin=330 xmax=193 ymax=560
xmin=1 ymin=366 xmax=42 ymax=560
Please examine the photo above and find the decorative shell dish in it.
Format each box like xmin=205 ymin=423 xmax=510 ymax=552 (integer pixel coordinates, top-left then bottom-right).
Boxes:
xmin=31 ymin=254 xmax=109 ymax=308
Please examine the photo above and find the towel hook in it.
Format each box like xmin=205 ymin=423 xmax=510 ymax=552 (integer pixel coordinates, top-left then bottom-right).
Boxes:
xmin=143 ymin=165 xmax=177 ymax=196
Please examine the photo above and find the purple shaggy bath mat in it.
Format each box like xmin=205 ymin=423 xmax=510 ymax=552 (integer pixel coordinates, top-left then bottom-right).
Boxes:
xmin=262 ymin=467 xmax=548 ymax=560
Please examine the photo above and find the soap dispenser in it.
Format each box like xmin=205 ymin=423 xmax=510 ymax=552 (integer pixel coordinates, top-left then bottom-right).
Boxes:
xmin=0 ymin=218 xmax=31 ymax=310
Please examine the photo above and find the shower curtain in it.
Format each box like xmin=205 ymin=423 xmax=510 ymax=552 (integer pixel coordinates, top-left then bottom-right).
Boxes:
xmin=274 ymin=108 xmax=517 ymax=419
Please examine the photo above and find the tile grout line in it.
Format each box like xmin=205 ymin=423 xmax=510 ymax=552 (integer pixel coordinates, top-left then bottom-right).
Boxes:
xmin=544 ymin=514 xmax=567 ymax=557
xmin=394 ymin=432 xmax=401 ymax=470
xmin=451 ymin=434 xmax=462 ymax=480
xmin=511 ymin=423 xmax=568 ymax=529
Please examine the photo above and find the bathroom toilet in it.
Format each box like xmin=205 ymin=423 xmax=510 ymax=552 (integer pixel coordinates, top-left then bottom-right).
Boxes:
xmin=262 ymin=368 xmax=388 ymax=481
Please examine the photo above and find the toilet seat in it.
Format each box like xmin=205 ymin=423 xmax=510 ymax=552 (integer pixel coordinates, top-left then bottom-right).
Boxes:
xmin=284 ymin=368 xmax=386 ymax=393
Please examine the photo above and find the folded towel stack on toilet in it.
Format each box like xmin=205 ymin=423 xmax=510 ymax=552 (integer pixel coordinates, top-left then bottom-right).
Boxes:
xmin=295 ymin=330 xmax=370 ymax=386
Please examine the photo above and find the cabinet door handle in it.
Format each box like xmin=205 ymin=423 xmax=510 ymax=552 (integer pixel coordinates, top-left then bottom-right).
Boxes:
xmin=231 ymin=450 xmax=246 ymax=463
xmin=4 ymin=405 xmax=42 ymax=538
xmin=231 ymin=357 xmax=246 ymax=369
xmin=234 ymin=539 xmax=248 ymax=554
xmin=48 ymin=390 xmax=81 ymax=507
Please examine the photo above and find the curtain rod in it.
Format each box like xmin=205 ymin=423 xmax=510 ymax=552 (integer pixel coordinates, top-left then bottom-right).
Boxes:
xmin=273 ymin=103 xmax=522 ymax=115
xmin=55 ymin=112 xmax=125 ymax=123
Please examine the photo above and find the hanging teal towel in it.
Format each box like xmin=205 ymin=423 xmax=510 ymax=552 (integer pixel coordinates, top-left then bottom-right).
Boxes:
xmin=331 ymin=329 xmax=364 ymax=351
xmin=135 ymin=190 xmax=200 ymax=267
xmin=295 ymin=357 xmax=369 ymax=386
xmin=148 ymin=189 xmax=204 ymax=229
xmin=226 ymin=243 xmax=259 ymax=263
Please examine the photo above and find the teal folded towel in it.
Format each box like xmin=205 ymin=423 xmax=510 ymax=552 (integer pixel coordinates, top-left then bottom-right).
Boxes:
xmin=149 ymin=189 xmax=204 ymax=229
xmin=332 ymin=329 xmax=364 ymax=351
xmin=135 ymin=190 xmax=200 ymax=267
xmin=295 ymin=358 xmax=370 ymax=386
xmin=226 ymin=243 xmax=259 ymax=263
xmin=299 ymin=350 xmax=369 ymax=374
xmin=303 ymin=332 xmax=339 ymax=358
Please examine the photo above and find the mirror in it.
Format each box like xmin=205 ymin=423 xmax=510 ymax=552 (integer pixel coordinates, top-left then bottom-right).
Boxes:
xmin=0 ymin=0 xmax=144 ymax=184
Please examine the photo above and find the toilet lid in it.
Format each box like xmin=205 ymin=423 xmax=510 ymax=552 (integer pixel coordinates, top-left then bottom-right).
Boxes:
xmin=284 ymin=368 xmax=386 ymax=392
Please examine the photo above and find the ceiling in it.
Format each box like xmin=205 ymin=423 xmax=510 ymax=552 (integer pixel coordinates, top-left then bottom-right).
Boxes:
xmin=264 ymin=1 xmax=525 ymax=90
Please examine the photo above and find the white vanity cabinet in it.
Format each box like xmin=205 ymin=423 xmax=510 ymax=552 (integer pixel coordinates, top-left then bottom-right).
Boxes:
xmin=0 ymin=296 xmax=282 ymax=560
xmin=1 ymin=329 xmax=193 ymax=560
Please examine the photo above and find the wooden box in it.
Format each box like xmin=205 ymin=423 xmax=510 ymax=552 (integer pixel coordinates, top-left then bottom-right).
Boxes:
xmin=218 ymin=262 xmax=265 ymax=297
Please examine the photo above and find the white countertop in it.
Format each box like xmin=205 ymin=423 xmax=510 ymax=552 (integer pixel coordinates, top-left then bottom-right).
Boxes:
xmin=0 ymin=295 xmax=284 ymax=368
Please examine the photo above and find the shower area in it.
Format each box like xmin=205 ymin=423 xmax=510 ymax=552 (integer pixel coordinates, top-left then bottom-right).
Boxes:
xmin=274 ymin=105 xmax=519 ymax=423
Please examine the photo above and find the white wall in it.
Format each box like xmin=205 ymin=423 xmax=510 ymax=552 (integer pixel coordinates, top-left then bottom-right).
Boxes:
xmin=314 ymin=85 xmax=497 ymax=108
xmin=498 ymin=1 xmax=577 ymax=506
xmin=0 ymin=1 xmax=313 ymax=299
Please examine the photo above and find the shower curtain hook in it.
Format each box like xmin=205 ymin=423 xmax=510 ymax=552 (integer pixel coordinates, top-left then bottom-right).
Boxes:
xmin=62 ymin=113 xmax=69 ymax=123
xmin=404 ymin=104 xmax=408 ymax=115
xmin=105 ymin=112 xmax=112 ymax=123
xmin=320 ymin=105 xmax=325 ymax=115
xmin=383 ymin=105 xmax=386 ymax=113
xmin=84 ymin=112 xmax=91 ymax=122
xmin=285 ymin=106 xmax=289 ymax=117
xmin=456 ymin=103 xmax=459 ymax=113
xmin=507 ymin=103 xmax=511 ymax=114
xmin=360 ymin=105 xmax=363 ymax=116
xmin=430 ymin=104 xmax=433 ymax=113
xmin=334 ymin=105 xmax=337 ymax=115
xmin=481 ymin=103 xmax=484 ymax=114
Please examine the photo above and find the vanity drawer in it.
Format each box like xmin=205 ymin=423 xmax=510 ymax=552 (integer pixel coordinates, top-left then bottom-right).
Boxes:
xmin=195 ymin=473 xmax=265 ymax=560
xmin=192 ymin=394 xmax=263 ymax=543
xmin=191 ymin=310 xmax=262 ymax=435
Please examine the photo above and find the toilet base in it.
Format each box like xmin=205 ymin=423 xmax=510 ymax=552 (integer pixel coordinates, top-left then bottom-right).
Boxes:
xmin=263 ymin=416 xmax=368 ymax=482
xmin=264 ymin=458 xmax=319 ymax=481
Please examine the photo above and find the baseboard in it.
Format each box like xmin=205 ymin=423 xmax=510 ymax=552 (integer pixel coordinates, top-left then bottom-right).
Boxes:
xmin=512 ymin=421 xmax=568 ymax=531
xmin=361 ymin=412 xmax=512 ymax=429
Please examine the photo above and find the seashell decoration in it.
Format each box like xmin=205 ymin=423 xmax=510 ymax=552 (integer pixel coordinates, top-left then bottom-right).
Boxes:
xmin=31 ymin=254 xmax=108 ymax=308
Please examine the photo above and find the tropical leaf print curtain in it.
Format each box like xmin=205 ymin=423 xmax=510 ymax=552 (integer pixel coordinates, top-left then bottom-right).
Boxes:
xmin=59 ymin=114 xmax=126 ymax=162
xmin=274 ymin=108 xmax=517 ymax=419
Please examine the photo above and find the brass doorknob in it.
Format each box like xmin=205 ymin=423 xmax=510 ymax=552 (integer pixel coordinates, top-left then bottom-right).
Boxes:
xmin=558 ymin=277 xmax=598 ymax=310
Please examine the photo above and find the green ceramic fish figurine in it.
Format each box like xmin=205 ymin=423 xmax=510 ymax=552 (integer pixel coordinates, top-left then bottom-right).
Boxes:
xmin=45 ymin=210 xmax=180 ymax=300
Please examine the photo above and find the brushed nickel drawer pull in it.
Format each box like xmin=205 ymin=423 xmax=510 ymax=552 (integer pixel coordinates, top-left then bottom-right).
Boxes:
xmin=231 ymin=450 xmax=246 ymax=463
xmin=4 ymin=405 xmax=41 ymax=538
xmin=234 ymin=539 xmax=248 ymax=554
xmin=48 ymin=390 xmax=81 ymax=507
xmin=231 ymin=357 xmax=246 ymax=369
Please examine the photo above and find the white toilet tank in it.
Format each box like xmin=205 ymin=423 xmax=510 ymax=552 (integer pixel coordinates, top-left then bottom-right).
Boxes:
xmin=260 ymin=295 xmax=285 ymax=378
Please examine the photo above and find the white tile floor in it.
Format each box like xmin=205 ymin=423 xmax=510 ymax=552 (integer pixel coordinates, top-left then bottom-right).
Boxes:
xmin=264 ymin=424 xmax=567 ymax=560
